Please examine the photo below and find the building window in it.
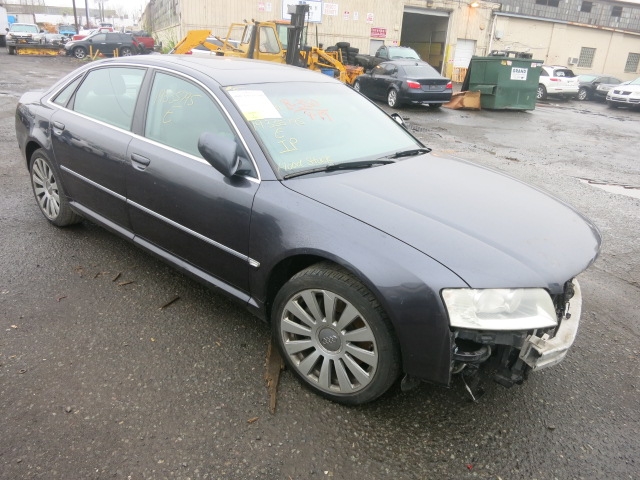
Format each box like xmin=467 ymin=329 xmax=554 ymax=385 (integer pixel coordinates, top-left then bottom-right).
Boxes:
xmin=611 ymin=6 xmax=623 ymax=17
xmin=580 ymin=1 xmax=592 ymax=13
xmin=578 ymin=47 xmax=596 ymax=68
xmin=535 ymin=0 xmax=560 ymax=6
xmin=625 ymin=53 xmax=640 ymax=73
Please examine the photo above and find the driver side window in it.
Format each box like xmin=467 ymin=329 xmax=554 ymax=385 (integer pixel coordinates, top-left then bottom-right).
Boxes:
xmin=144 ymin=72 xmax=235 ymax=158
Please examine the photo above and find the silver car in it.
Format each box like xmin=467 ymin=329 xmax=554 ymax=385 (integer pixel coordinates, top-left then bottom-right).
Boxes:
xmin=606 ymin=77 xmax=640 ymax=109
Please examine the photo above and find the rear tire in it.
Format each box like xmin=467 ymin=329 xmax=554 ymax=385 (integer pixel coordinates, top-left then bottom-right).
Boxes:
xmin=29 ymin=149 xmax=82 ymax=227
xmin=536 ymin=84 xmax=547 ymax=100
xmin=8 ymin=45 xmax=16 ymax=55
xmin=120 ymin=46 xmax=133 ymax=56
xmin=353 ymin=79 xmax=362 ymax=93
xmin=387 ymin=89 xmax=401 ymax=108
xmin=427 ymin=103 xmax=442 ymax=109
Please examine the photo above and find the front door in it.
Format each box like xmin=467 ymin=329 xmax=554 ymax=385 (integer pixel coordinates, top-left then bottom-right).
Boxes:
xmin=126 ymin=71 xmax=259 ymax=294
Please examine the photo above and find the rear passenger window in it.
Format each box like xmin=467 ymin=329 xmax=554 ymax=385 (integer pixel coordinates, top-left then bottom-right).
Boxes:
xmin=144 ymin=72 xmax=235 ymax=158
xmin=73 ymin=67 xmax=145 ymax=130
xmin=53 ymin=76 xmax=82 ymax=107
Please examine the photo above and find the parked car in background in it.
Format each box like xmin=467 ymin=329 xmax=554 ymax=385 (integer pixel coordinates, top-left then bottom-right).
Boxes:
xmin=42 ymin=33 xmax=68 ymax=46
xmin=64 ymin=32 xmax=139 ymax=59
xmin=355 ymin=45 xmax=422 ymax=71
xmin=577 ymin=74 xmax=622 ymax=101
xmin=129 ymin=30 xmax=155 ymax=53
xmin=6 ymin=23 xmax=45 ymax=54
xmin=15 ymin=56 xmax=600 ymax=405
xmin=353 ymin=60 xmax=453 ymax=108
xmin=537 ymin=65 xmax=579 ymax=100
xmin=606 ymin=77 xmax=640 ymax=109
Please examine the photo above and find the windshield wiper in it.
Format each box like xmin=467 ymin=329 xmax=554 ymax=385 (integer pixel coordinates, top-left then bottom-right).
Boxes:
xmin=283 ymin=160 xmax=394 ymax=179
xmin=385 ymin=148 xmax=431 ymax=159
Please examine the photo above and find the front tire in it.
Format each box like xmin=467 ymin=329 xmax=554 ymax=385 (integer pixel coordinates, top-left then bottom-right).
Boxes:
xmin=73 ymin=46 xmax=87 ymax=59
xmin=577 ymin=87 xmax=589 ymax=101
xmin=8 ymin=45 xmax=16 ymax=55
xmin=387 ymin=89 xmax=400 ymax=108
xmin=29 ymin=149 xmax=82 ymax=227
xmin=120 ymin=46 xmax=133 ymax=56
xmin=536 ymin=84 xmax=547 ymax=100
xmin=272 ymin=263 xmax=401 ymax=405
xmin=427 ymin=103 xmax=443 ymax=109
xmin=353 ymin=79 xmax=361 ymax=93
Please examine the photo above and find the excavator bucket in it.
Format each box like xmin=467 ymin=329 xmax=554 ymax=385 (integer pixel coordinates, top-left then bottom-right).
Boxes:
xmin=170 ymin=30 xmax=212 ymax=54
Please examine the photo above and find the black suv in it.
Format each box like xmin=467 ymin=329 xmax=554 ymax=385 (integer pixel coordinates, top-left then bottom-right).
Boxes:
xmin=64 ymin=32 xmax=139 ymax=59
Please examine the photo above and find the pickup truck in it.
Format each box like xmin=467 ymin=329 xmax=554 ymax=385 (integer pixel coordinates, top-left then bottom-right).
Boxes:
xmin=130 ymin=30 xmax=155 ymax=53
xmin=5 ymin=23 xmax=45 ymax=54
xmin=355 ymin=45 xmax=422 ymax=71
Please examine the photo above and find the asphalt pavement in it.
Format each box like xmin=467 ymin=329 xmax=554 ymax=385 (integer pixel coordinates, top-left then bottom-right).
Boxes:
xmin=1 ymin=52 xmax=638 ymax=479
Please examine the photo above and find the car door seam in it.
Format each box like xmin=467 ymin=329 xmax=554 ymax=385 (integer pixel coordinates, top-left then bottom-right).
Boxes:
xmin=127 ymin=198 xmax=260 ymax=267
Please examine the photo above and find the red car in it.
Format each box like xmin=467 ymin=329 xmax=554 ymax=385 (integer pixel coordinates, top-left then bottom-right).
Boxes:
xmin=72 ymin=26 xmax=113 ymax=41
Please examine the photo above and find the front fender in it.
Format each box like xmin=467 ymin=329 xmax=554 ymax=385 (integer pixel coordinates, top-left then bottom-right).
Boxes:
xmin=249 ymin=181 xmax=467 ymax=385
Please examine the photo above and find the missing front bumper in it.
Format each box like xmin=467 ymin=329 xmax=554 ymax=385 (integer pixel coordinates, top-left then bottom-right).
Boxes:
xmin=519 ymin=279 xmax=582 ymax=370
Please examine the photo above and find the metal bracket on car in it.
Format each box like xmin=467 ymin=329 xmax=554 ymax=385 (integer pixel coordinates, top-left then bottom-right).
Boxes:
xmin=519 ymin=279 xmax=582 ymax=370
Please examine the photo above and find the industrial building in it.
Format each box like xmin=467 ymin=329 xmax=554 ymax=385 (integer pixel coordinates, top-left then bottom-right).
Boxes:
xmin=140 ymin=0 xmax=640 ymax=80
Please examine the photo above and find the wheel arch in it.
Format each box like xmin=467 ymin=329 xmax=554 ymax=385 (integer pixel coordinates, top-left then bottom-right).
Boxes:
xmin=25 ymin=140 xmax=44 ymax=169
xmin=263 ymin=253 xmax=373 ymax=324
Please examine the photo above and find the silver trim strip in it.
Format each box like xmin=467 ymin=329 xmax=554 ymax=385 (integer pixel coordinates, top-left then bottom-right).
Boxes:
xmin=60 ymin=165 xmax=126 ymax=201
xmin=128 ymin=198 xmax=258 ymax=265
xmin=46 ymin=62 xmax=261 ymax=183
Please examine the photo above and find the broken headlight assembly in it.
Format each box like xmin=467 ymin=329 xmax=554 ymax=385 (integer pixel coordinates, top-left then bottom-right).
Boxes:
xmin=442 ymin=288 xmax=557 ymax=331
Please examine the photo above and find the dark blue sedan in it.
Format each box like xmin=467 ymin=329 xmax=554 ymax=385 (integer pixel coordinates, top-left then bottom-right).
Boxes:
xmin=15 ymin=55 xmax=600 ymax=405
xmin=353 ymin=60 xmax=453 ymax=108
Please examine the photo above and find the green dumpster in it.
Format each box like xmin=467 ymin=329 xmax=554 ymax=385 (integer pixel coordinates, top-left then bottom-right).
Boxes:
xmin=461 ymin=52 xmax=543 ymax=110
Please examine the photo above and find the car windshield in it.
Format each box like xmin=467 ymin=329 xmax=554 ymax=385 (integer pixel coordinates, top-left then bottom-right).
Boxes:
xmin=630 ymin=77 xmax=640 ymax=85
xmin=579 ymin=75 xmax=597 ymax=82
xmin=388 ymin=47 xmax=420 ymax=59
xmin=10 ymin=24 xmax=39 ymax=33
xmin=225 ymin=82 xmax=421 ymax=177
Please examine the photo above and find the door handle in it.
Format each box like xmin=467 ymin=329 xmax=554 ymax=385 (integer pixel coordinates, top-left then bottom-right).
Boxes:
xmin=52 ymin=121 xmax=65 ymax=134
xmin=131 ymin=153 xmax=151 ymax=170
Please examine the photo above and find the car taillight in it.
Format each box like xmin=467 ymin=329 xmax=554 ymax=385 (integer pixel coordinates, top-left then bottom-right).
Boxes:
xmin=550 ymin=78 xmax=561 ymax=82
xmin=185 ymin=50 xmax=193 ymax=55
xmin=407 ymin=81 xmax=421 ymax=89
xmin=446 ymin=82 xmax=453 ymax=89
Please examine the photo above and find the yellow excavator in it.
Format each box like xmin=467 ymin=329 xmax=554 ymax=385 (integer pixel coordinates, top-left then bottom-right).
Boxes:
xmin=170 ymin=4 xmax=363 ymax=85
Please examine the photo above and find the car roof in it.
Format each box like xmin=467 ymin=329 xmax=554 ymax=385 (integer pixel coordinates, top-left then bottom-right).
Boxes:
xmin=92 ymin=55 xmax=339 ymax=87
xmin=380 ymin=59 xmax=429 ymax=66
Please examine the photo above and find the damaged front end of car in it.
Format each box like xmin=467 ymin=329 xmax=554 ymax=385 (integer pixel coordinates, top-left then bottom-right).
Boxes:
xmin=440 ymin=279 xmax=581 ymax=399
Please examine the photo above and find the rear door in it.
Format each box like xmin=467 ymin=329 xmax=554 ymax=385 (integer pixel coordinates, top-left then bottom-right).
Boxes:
xmin=50 ymin=66 xmax=146 ymax=231
xmin=125 ymin=70 xmax=259 ymax=295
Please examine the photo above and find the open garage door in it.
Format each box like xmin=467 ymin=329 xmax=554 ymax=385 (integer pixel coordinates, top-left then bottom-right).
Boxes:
xmin=400 ymin=6 xmax=450 ymax=73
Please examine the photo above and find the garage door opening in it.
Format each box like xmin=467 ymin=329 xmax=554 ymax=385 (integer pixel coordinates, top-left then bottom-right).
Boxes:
xmin=400 ymin=7 xmax=450 ymax=74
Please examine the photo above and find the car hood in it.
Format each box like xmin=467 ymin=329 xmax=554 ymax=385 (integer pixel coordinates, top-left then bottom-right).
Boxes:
xmin=283 ymin=154 xmax=601 ymax=292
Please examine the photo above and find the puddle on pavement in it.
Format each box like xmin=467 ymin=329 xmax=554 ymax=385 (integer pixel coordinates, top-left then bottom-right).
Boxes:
xmin=579 ymin=178 xmax=640 ymax=199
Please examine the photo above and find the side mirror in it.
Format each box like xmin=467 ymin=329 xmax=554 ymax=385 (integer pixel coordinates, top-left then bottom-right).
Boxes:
xmin=390 ymin=113 xmax=406 ymax=127
xmin=198 ymin=132 xmax=239 ymax=177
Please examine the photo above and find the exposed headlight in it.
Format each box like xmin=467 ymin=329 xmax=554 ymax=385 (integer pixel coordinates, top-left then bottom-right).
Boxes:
xmin=442 ymin=288 xmax=557 ymax=331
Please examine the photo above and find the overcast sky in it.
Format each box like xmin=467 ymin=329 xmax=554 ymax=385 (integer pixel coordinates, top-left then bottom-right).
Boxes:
xmin=44 ymin=0 xmax=149 ymax=17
